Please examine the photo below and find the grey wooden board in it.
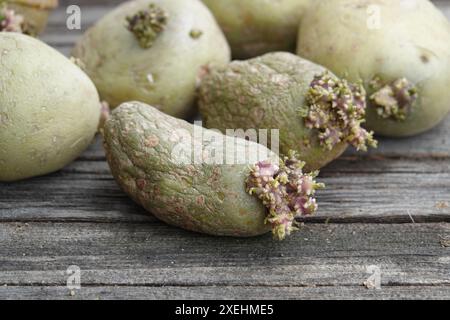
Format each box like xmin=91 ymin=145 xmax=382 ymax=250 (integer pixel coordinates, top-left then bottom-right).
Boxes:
xmin=0 ymin=0 xmax=450 ymax=300
xmin=2 ymin=286 xmax=450 ymax=300
xmin=0 ymin=223 xmax=449 ymax=299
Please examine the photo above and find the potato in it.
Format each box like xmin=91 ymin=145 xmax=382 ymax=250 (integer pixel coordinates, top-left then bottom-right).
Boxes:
xmin=72 ymin=0 xmax=231 ymax=119
xmin=0 ymin=33 xmax=100 ymax=182
xmin=103 ymin=102 xmax=324 ymax=240
xmin=202 ymin=0 xmax=311 ymax=59
xmin=297 ymin=0 xmax=450 ymax=137
xmin=199 ymin=52 xmax=376 ymax=171
xmin=1 ymin=0 xmax=58 ymax=35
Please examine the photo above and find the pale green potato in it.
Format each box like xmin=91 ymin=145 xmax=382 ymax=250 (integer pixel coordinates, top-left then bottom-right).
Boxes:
xmin=202 ymin=0 xmax=311 ymax=59
xmin=103 ymin=102 xmax=324 ymax=239
xmin=0 ymin=33 xmax=101 ymax=182
xmin=297 ymin=0 xmax=450 ymax=137
xmin=72 ymin=0 xmax=231 ymax=119
xmin=199 ymin=52 xmax=376 ymax=171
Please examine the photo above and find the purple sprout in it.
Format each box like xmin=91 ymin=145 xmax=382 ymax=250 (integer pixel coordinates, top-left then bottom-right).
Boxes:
xmin=301 ymin=72 xmax=377 ymax=151
xmin=246 ymin=152 xmax=325 ymax=240
xmin=0 ymin=6 xmax=24 ymax=33
xmin=370 ymin=77 xmax=418 ymax=121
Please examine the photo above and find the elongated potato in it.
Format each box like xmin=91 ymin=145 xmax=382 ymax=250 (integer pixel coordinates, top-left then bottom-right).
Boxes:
xmin=103 ymin=102 xmax=324 ymax=240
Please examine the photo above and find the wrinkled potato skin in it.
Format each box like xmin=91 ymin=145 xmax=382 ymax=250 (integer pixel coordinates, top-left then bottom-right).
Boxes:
xmin=199 ymin=52 xmax=348 ymax=171
xmin=72 ymin=0 xmax=231 ymax=119
xmin=203 ymin=0 xmax=311 ymax=59
xmin=297 ymin=0 xmax=450 ymax=137
xmin=5 ymin=0 xmax=58 ymax=35
xmin=103 ymin=102 xmax=273 ymax=237
xmin=0 ymin=33 xmax=100 ymax=182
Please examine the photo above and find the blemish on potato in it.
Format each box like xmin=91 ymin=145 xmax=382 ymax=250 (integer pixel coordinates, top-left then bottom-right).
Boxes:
xmin=196 ymin=195 xmax=205 ymax=205
xmin=420 ymin=54 xmax=430 ymax=63
xmin=136 ymin=178 xmax=146 ymax=190
xmin=145 ymin=135 xmax=159 ymax=148
xmin=189 ymin=29 xmax=203 ymax=39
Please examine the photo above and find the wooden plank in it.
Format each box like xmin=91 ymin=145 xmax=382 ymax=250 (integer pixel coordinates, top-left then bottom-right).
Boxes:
xmin=0 ymin=222 xmax=448 ymax=299
xmin=1 ymin=143 xmax=449 ymax=223
xmin=0 ymin=223 xmax=448 ymax=286
xmin=1 ymin=285 xmax=449 ymax=300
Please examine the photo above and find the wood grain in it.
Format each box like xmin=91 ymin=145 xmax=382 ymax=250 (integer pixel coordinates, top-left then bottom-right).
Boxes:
xmin=1 ymin=286 xmax=450 ymax=300
xmin=0 ymin=223 xmax=448 ymax=299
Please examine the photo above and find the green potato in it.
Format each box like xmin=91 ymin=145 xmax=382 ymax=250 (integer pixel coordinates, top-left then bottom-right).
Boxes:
xmin=72 ymin=0 xmax=231 ymax=119
xmin=198 ymin=52 xmax=376 ymax=171
xmin=103 ymin=101 xmax=324 ymax=240
xmin=297 ymin=0 xmax=450 ymax=137
xmin=0 ymin=0 xmax=58 ymax=35
xmin=202 ymin=0 xmax=311 ymax=59
xmin=0 ymin=33 xmax=101 ymax=182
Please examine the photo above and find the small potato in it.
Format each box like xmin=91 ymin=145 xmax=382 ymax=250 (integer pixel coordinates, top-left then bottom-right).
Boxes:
xmin=72 ymin=0 xmax=231 ymax=119
xmin=202 ymin=0 xmax=311 ymax=59
xmin=297 ymin=0 xmax=450 ymax=137
xmin=0 ymin=33 xmax=101 ymax=182
xmin=1 ymin=0 xmax=58 ymax=35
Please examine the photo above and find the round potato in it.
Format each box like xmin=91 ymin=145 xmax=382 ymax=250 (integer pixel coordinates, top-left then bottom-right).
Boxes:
xmin=297 ymin=0 xmax=450 ymax=137
xmin=203 ymin=0 xmax=311 ymax=59
xmin=0 ymin=33 xmax=100 ymax=182
xmin=72 ymin=0 xmax=231 ymax=119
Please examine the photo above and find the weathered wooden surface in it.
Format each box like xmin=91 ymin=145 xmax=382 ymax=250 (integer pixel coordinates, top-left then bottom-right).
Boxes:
xmin=0 ymin=0 xmax=449 ymax=300
xmin=0 ymin=223 xmax=448 ymax=299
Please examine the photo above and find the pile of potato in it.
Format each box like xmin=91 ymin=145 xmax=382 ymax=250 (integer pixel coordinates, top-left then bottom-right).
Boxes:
xmin=1 ymin=0 xmax=450 ymax=239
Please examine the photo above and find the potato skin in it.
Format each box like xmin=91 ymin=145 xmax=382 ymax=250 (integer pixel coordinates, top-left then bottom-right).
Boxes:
xmin=297 ymin=0 xmax=450 ymax=137
xmin=72 ymin=0 xmax=231 ymax=119
xmin=198 ymin=52 xmax=348 ymax=171
xmin=103 ymin=102 xmax=273 ymax=237
xmin=0 ymin=33 xmax=100 ymax=182
xmin=202 ymin=0 xmax=311 ymax=59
